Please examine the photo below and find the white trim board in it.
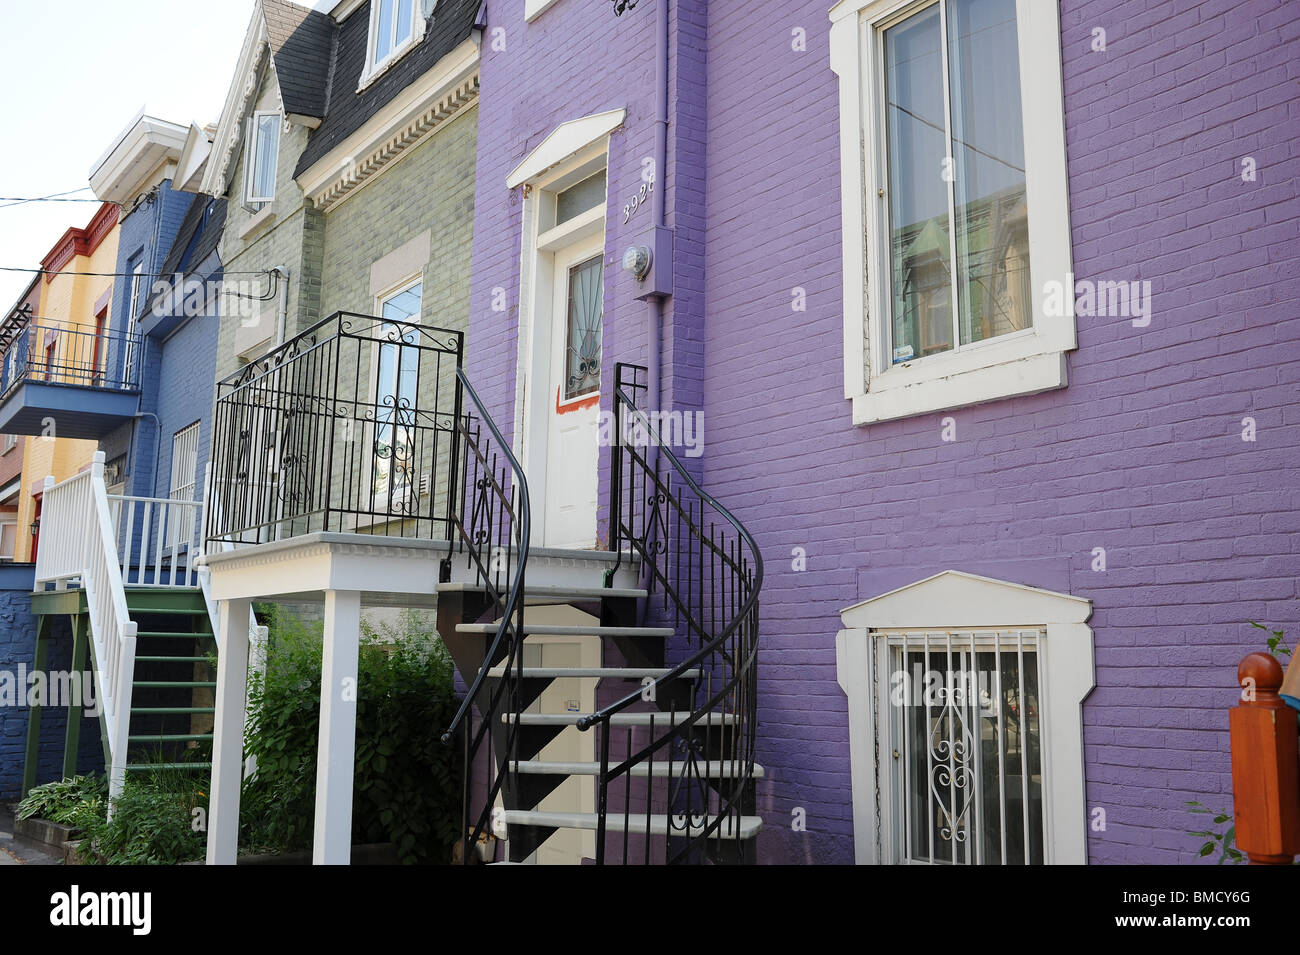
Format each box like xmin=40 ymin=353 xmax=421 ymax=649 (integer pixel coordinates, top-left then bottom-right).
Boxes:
xmin=836 ymin=570 xmax=1094 ymax=865
xmin=506 ymin=109 xmax=626 ymax=189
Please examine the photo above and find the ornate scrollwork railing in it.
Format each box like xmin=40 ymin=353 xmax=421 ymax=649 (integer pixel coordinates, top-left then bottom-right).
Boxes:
xmin=205 ymin=311 xmax=464 ymax=547
xmin=577 ymin=362 xmax=762 ymax=864
xmin=440 ymin=368 xmax=530 ymax=866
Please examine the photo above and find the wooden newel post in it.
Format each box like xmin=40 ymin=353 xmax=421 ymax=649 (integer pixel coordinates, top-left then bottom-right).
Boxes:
xmin=1230 ymin=652 xmax=1300 ymax=864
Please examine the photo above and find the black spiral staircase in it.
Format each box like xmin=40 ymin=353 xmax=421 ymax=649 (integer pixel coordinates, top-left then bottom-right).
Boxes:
xmin=441 ymin=363 xmax=763 ymax=865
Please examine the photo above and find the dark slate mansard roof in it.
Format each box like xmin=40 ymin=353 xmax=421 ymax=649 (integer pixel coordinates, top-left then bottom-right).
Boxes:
xmin=262 ymin=0 xmax=336 ymax=119
xmin=288 ymin=0 xmax=482 ymax=177
xmin=146 ymin=195 xmax=229 ymax=314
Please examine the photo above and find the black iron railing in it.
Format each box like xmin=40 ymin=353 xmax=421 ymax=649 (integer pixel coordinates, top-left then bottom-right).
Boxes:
xmin=0 ymin=321 xmax=142 ymax=397
xmin=205 ymin=311 xmax=464 ymax=545
xmin=578 ymin=362 xmax=762 ymax=864
xmin=440 ymin=368 xmax=530 ymax=866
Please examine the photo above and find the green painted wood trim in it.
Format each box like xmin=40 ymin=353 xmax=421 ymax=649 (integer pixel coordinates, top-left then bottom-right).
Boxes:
xmin=20 ymin=615 xmax=53 ymax=796
xmin=61 ymin=613 xmax=88 ymax=779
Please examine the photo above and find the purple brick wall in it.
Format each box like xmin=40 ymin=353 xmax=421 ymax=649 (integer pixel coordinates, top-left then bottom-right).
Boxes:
xmin=469 ymin=0 xmax=1300 ymax=863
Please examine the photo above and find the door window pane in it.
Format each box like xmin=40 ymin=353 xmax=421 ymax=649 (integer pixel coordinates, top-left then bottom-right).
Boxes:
xmin=556 ymin=171 xmax=607 ymax=226
xmin=374 ymin=283 xmax=422 ymax=507
xmin=564 ymin=256 xmax=603 ymax=400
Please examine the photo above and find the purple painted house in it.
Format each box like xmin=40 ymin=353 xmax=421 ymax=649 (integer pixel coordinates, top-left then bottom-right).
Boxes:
xmin=458 ymin=0 xmax=1300 ymax=864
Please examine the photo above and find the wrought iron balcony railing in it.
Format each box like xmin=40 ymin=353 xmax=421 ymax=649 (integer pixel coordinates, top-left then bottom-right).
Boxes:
xmin=205 ymin=311 xmax=465 ymax=546
xmin=0 ymin=321 xmax=143 ymax=397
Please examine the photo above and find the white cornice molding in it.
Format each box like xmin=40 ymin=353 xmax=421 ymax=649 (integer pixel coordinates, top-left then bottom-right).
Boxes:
xmin=296 ymin=38 xmax=480 ymax=212
xmin=201 ymin=10 xmax=273 ymax=197
xmin=840 ymin=569 xmax=1092 ymax=629
xmin=506 ymin=108 xmax=627 ymax=188
xmin=89 ymin=114 xmax=189 ymax=206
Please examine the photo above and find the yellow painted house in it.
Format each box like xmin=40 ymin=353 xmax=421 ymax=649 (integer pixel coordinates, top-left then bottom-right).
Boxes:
xmin=14 ymin=202 xmax=120 ymax=562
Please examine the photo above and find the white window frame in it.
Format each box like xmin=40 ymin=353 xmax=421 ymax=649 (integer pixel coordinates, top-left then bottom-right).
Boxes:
xmin=244 ymin=110 xmax=282 ymax=206
xmin=361 ymin=0 xmax=429 ymax=89
xmin=169 ymin=420 xmax=201 ymax=549
xmin=836 ymin=570 xmax=1094 ymax=864
xmin=0 ymin=519 xmax=16 ymax=560
xmin=829 ymin=0 xmax=1076 ymax=426
xmin=2 ymin=433 xmax=16 ymax=453
xmin=122 ymin=260 xmax=145 ymax=386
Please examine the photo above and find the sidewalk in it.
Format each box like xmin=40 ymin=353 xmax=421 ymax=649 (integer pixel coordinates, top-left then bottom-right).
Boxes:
xmin=0 ymin=805 xmax=62 ymax=865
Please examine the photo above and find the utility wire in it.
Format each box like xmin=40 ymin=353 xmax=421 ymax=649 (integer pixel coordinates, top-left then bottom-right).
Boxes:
xmin=0 ymin=266 xmax=275 ymax=279
xmin=0 ymin=189 xmax=111 ymax=210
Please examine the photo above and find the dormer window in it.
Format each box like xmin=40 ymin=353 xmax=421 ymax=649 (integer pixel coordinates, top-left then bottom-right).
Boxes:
xmin=366 ymin=0 xmax=427 ymax=80
xmin=244 ymin=110 xmax=281 ymax=207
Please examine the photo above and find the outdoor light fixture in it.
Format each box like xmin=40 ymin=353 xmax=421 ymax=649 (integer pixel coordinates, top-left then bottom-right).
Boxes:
xmin=30 ymin=519 xmax=39 ymax=537
xmin=622 ymin=244 xmax=652 ymax=281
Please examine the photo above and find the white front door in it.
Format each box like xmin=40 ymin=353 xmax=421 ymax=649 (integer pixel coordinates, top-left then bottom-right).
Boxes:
xmin=542 ymin=239 xmax=604 ymax=548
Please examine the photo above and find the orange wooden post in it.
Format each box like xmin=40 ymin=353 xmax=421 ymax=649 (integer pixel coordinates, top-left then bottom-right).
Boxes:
xmin=1230 ymin=652 xmax=1300 ymax=864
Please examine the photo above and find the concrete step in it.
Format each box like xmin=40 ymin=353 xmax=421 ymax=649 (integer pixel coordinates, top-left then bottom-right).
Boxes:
xmin=484 ymin=666 xmax=699 ymax=680
xmin=502 ymin=810 xmax=762 ymax=840
xmin=437 ymin=582 xmax=648 ymax=602
xmin=512 ymin=759 xmax=765 ymax=779
xmin=504 ymin=710 xmax=738 ymax=727
xmin=456 ymin=623 xmax=673 ymax=639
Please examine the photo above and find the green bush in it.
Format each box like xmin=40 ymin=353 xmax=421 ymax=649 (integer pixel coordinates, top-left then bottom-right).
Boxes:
xmin=77 ymin=766 xmax=208 ymax=865
xmin=16 ymin=774 xmax=108 ymax=832
xmin=241 ymin=609 xmax=463 ymax=863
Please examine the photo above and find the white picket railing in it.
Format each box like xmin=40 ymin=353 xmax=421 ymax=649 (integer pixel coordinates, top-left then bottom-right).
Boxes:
xmin=107 ymin=493 xmax=202 ymax=587
xmin=34 ymin=451 xmax=138 ymax=800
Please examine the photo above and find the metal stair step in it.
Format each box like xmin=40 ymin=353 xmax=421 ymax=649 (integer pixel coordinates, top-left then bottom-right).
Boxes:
xmin=485 ymin=666 xmax=700 ymax=680
xmin=133 ymin=681 xmax=217 ymax=689
xmin=136 ymin=631 xmax=210 ymax=638
xmin=135 ymin=655 xmax=211 ymax=663
xmin=456 ymin=623 xmax=674 ymax=639
xmin=513 ymin=760 xmax=765 ymax=779
xmin=127 ymin=607 xmax=206 ymax=616
xmin=124 ymin=763 xmax=211 ymax=772
xmin=437 ymin=582 xmax=648 ymax=601
xmin=504 ymin=711 xmax=739 ymax=727
xmin=129 ymin=706 xmax=215 ymax=715
xmin=128 ymin=734 xmax=214 ymax=744
xmin=501 ymin=810 xmax=763 ymax=840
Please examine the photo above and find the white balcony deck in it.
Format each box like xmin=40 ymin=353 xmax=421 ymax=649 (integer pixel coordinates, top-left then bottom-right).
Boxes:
xmin=200 ymin=531 xmax=641 ymax=607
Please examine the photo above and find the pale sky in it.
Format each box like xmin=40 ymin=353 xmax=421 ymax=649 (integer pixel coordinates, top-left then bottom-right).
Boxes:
xmin=0 ymin=0 xmax=297 ymax=309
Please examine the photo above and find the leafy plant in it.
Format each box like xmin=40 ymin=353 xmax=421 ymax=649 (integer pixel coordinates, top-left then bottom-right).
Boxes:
xmin=240 ymin=609 xmax=462 ymax=863
xmin=78 ymin=765 xmax=209 ymax=865
xmin=1187 ymin=801 xmax=1243 ymax=864
xmin=1248 ymin=621 xmax=1292 ymax=659
xmin=16 ymin=774 xmax=108 ymax=831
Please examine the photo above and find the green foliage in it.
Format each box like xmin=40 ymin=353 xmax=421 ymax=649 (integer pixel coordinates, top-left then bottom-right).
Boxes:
xmin=241 ymin=609 xmax=462 ymax=863
xmin=78 ymin=765 xmax=209 ymax=865
xmin=1248 ymin=621 xmax=1293 ymax=659
xmin=1187 ymin=801 xmax=1243 ymax=865
xmin=16 ymin=774 xmax=108 ymax=831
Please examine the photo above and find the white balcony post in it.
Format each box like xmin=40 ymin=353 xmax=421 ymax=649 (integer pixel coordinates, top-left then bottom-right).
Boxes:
xmin=313 ymin=588 xmax=362 ymax=864
xmin=207 ymin=597 xmax=251 ymax=865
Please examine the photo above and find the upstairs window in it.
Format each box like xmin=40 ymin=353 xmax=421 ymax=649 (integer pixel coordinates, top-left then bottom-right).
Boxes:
xmin=829 ymin=0 xmax=1075 ymax=425
xmin=244 ymin=111 xmax=281 ymax=207
xmin=367 ymin=0 xmax=426 ymax=79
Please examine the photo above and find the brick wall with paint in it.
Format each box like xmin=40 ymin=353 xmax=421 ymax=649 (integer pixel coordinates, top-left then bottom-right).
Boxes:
xmin=697 ymin=0 xmax=1300 ymax=863
xmin=0 ymin=566 xmax=103 ymax=800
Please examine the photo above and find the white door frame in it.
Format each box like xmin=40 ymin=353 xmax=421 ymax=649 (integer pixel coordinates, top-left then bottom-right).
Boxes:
xmin=515 ymin=145 xmax=610 ymax=546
